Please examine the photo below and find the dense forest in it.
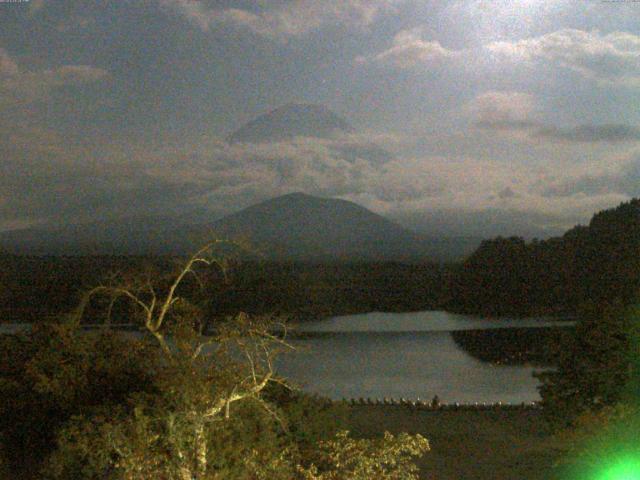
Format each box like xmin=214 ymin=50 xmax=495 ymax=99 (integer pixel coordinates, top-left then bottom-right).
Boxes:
xmin=447 ymin=199 xmax=640 ymax=317
xmin=0 ymin=257 xmax=449 ymax=324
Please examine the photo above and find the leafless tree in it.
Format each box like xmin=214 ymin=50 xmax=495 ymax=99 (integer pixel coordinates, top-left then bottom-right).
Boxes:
xmin=72 ymin=240 xmax=293 ymax=479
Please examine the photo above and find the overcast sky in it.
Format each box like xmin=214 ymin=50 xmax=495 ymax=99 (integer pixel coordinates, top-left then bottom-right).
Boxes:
xmin=1 ymin=0 xmax=639 ymax=237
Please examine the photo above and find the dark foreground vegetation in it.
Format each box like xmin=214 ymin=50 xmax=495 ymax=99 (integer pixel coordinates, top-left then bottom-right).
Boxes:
xmin=0 ymin=244 xmax=430 ymax=479
xmin=351 ymin=401 xmax=640 ymax=480
xmin=348 ymin=405 xmax=560 ymax=480
xmin=451 ymin=326 xmax=574 ymax=366
xmin=1 ymin=199 xmax=639 ymax=478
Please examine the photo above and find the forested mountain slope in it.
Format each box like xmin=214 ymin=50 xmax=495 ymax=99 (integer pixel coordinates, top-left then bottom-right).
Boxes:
xmin=447 ymin=199 xmax=640 ymax=316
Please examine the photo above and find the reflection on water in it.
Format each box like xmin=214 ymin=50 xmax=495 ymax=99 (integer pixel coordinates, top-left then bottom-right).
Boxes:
xmin=1 ymin=311 xmax=571 ymax=404
xmin=292 ymin=310 xmax=575 ymax=333
xmin=276 ymin=332 xmax=543 ymax=404
xmin=278 ymin=311 xmax=573 ymax=404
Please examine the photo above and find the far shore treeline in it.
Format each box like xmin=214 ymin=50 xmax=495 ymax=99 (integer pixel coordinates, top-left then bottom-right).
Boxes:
xmin=1 ymin=198 xmax=638 ymax=324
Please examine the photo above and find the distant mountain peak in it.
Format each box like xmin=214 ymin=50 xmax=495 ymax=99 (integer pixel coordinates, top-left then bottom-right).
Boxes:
xmin=0 ymin=192 xmax=478 ymax=260
xmin=229 ymin=103 xmax=354 ymax=143
xmin=206 ymin=192 xmax=439 ymax=261
xmin=277 ymin=191 xmax=311 ymax=199
xmin=259 ymin=191 xmax=326 ymax=204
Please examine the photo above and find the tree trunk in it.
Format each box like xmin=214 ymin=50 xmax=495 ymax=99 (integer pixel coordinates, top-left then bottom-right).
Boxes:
xmin=195 ymin=421 xmax=208 ymax=479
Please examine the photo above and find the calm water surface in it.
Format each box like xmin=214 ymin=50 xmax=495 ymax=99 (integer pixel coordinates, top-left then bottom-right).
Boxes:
xmin=276 ymin=310 xmax=573 ymax=404
xmin=1 ymin=311 xmax=572 ymax=404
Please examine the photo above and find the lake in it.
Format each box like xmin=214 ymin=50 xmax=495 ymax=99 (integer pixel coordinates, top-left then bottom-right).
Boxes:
xmin=0 ymin=311 xmax=573 ymax=404
xmin=276 ymin=310 xmax=574 ymax=404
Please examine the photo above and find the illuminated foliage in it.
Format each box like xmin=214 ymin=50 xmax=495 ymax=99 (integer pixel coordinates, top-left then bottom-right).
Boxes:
xmin=297 ymin=430 xmax=429 ymax=480
xmin=1 ymin=242 xmax=430 ymax=479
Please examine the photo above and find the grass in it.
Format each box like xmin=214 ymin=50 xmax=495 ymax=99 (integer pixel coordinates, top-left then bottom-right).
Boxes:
xmin=348 ymin=405 xmax=568 ymax=480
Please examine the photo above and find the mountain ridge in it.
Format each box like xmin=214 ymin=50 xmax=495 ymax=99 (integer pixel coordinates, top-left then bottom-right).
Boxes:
xmin=0 ymin=193 xmax=477 ymax=261
xmin=203 ymin=192 xmax=440 ymax=261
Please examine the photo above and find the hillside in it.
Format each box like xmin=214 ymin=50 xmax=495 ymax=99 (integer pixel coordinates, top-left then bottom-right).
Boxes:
xmin=447 ymin=198 xmax=640 ymax=316
xmin=0 ymin=194 xmax=475 ymax=261
xmin=0 ymin=216 xmax=193 ymax=255
xmin=206 ymin=192 xmax=440 ymax=261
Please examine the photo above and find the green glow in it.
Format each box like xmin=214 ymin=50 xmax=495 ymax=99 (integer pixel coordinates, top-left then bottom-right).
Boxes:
xmin=596 ymin=457 xmax=640 ymax=480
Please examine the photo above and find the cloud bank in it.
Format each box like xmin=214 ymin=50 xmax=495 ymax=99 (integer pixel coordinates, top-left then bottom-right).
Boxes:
xmin=4 ymin=125 xmax=627 ymax=237
xmin=486 ymin=29 xmax=640 ymax=86
xmin=158 ymin=0 xmax=403 ymax=38
xmin=358 ymin=28 xmax=460 ymax=68
xmin=543 ymin=153 xmax=640 ymax=199
xmin=0 ymin=48 xmax=108 ymax=105
xmin=468 ymin=91 xmax=538 ymax=130
xmin=469 ymin=90 xmax=640 ymax=144
xmin=534 ymin=124 xmax=640 ymax=143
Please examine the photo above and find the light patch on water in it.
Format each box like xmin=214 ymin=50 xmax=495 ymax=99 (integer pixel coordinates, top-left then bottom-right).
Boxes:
xmin=293 ymin=310 xmax=575 ymax=333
